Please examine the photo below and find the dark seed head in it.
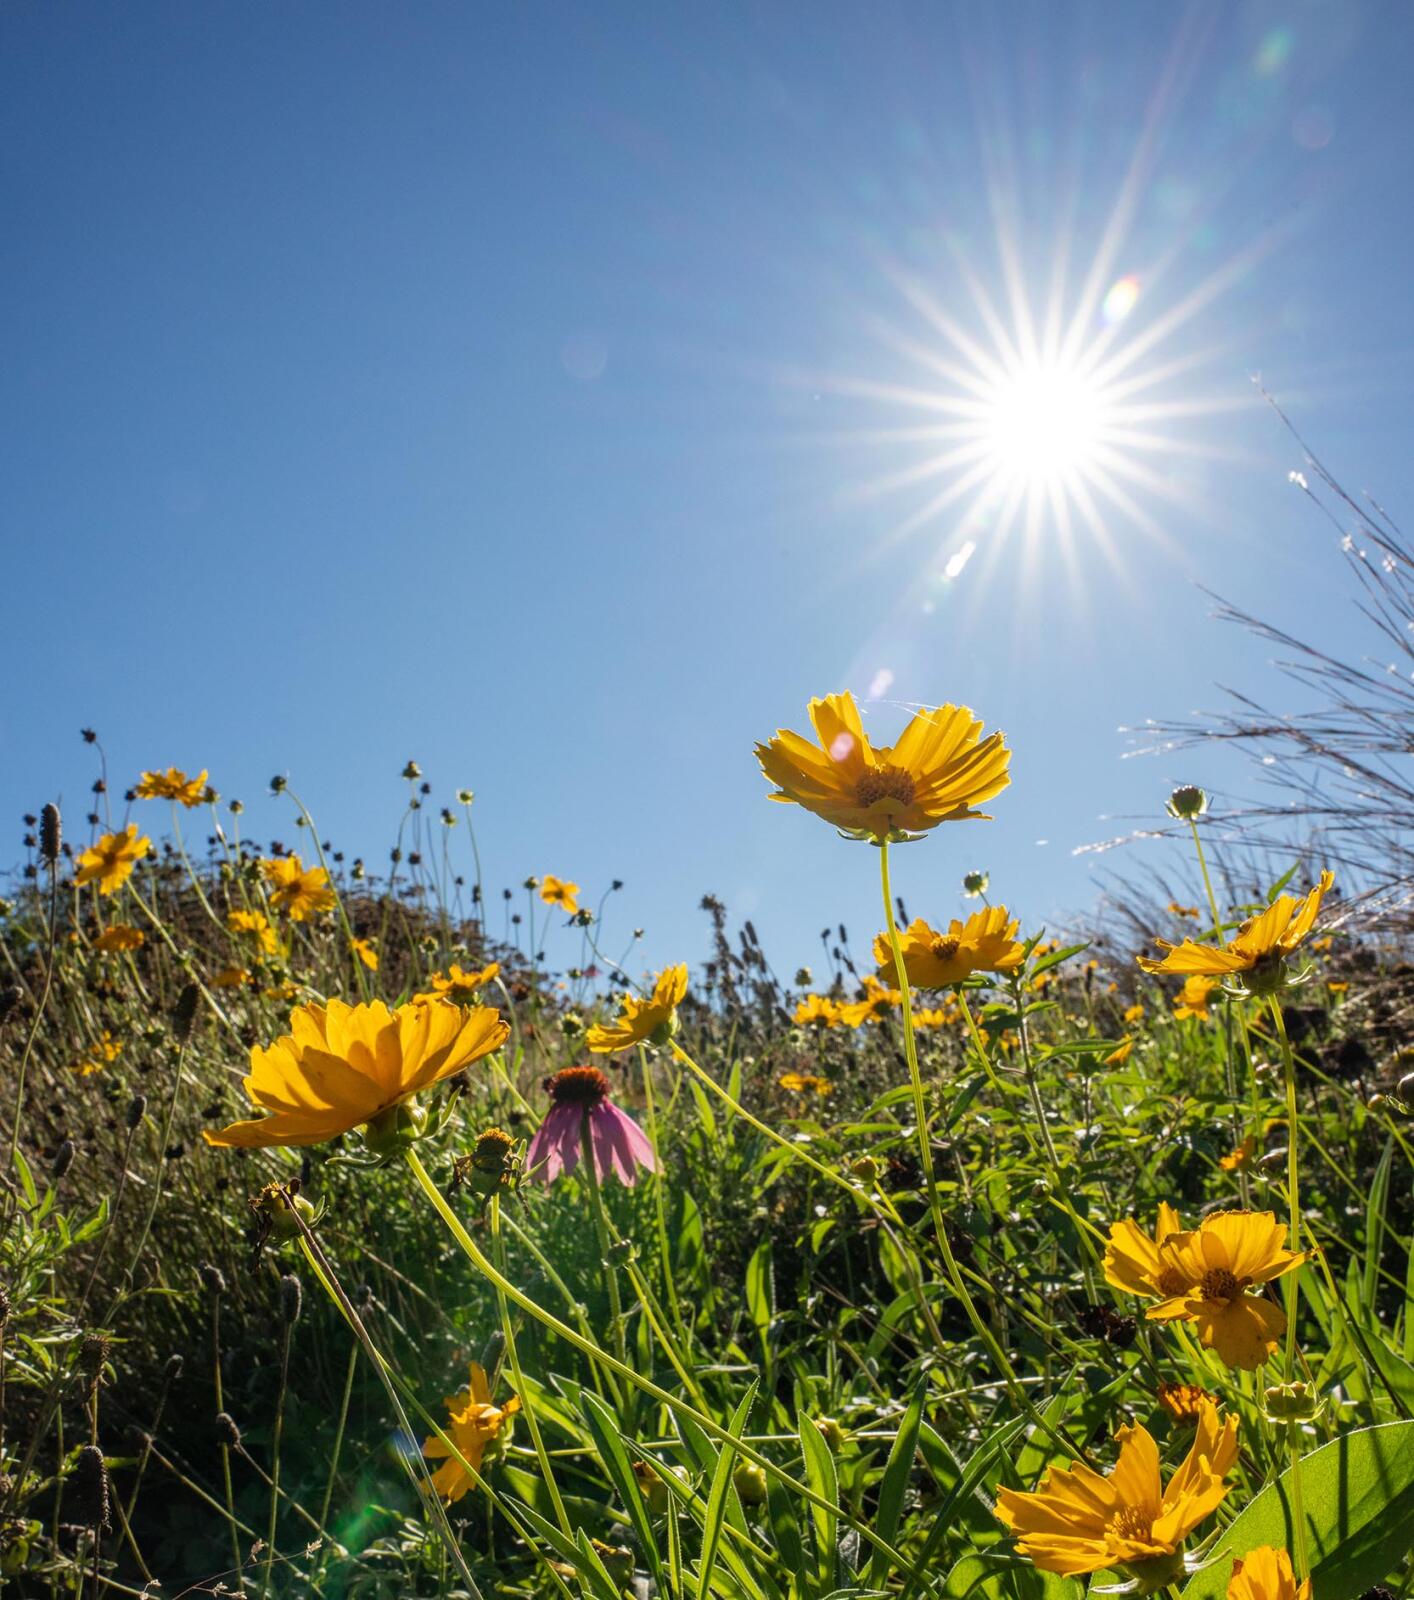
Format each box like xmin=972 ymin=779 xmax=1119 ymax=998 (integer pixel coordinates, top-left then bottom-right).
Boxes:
xmin=279 ymin=1272 xmax=302 ymax=1326
xmin=39 ymin=804 xmax=61 ymax=864
xmin=70 ymin=1444 xmax=110 ymax=1529
xmin=172 ymin=984 xmax=201 ymax=1045
xmin=215 ymin=1411 xmax=241 ymax=1448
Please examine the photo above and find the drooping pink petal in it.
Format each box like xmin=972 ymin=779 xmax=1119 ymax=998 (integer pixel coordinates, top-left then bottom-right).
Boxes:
xmin=526 ymin=1103 xmax=583 ymax=1184
xmin=590 ymin=1101 xmax=658 ymax=1186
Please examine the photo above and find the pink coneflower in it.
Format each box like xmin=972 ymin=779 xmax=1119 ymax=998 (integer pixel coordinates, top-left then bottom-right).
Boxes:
xmin=526 ymin=1066 xmax=658 ymax=1187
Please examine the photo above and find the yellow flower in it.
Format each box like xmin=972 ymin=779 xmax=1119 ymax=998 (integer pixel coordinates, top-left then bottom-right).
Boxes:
xmin=203 ymin=997 xmax=509 ymax=1149
xmin=1227 ymin=1547 xmax=1310 ymax=1600
xmin=586 ymin=965 xmax=688 ymax=1053
xmin=212 ymin=967 xmax=251 ymax=989
xmin=1104 ymin=1204 xmax=1188 ymax=1299
xmin=539 ymin=875 xmax=580 ymax=914
xmin=995 ymin=1400 xmax=1238 ymax=1577
xmin=227 ymin=909 xmax=280 ymax=954
xmin=422 ymin=1362 xmax=520 ymax=1503
xmin=838 ymin=975 xmax=900 ymax=1027
xmin=779 ymin=1072 xmax=832 ymax=1096
xmin=912 ymin=1006 xmax=958 ymax=1029
xmin=793 ymin=994 xmax=842 ymax=1028
xmin=1147 ymin=1211 xmax=1306 ymax=1370
xmin=1156 ymin=1382 xmax=1218 ymax=1424
xmin=135 ymin=767 xmax=209 ymax=807
xmin=95 ymin=924 xmax=144 ymax=953
xmin=872 ymin=907 xmax=1026 ymax=988
xmin=755 ymin=692 xmax=1010 ymax=841
xmin=1104 ymin=1037 xmax=1134 ymax=1066
xmin=73 ymin=1029 xmax=123 ymax=1076
xmin=1124 ymin=1002 xmax=1146 ymax=1025
xmin=350 ymin=937 xmax=379 ymax=971
xmin=261 ymin=855 xmax=336 ymax=921
xmin=416 ymin=962 xmax=502 ymax=1005
xmin=1326 ymin=980 xmax=1347 ymax=995
xmin=1220 ymin=1137 xmax=1256 ymax=1172
xmin=1139 ymin=874 xmax=1334 ymax=981
xmin=74 ymin=826 xmax=152 ymax=896
xmin=1174 ymin=976 xmax=1219 ymax=1020
xmin=1167 ymin=902 xmax=1201 ymax=919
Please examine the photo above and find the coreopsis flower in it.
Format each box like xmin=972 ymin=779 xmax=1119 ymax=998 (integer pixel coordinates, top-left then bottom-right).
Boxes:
xmin=1104 ymin=1037 xmax=1134 ymax=1066
xmin=1227 ymin=1547 xmax=1310 ymax=1600
xmin=1168 ymin=902 xmax=1201 ymax=919
xmin=211 ymin=967 xmax=251 ymax=989
xmin=1157 ymin=1382 xmax=1219 ymax=1424
xmin=872 ymin=907 xmax=1025 ymax=989
xmin=1147 ymin=1211 xmax=1306 ymax=1370
xmin=586 ymin=965 xmax=688 ymax=1052
xmin=793 ymin=994 xmax=842 ymax=1028
xmin=911 ymin=1006 xmax=955 ymax=1029
xmin=227 ymin=909 xmax=279 ymax=954
xmin=1124 ymin=1003 xmax=1146 ymax=1025
xmin=349 ymin=937 xmax=378 ymax=971
xmin=94 ymin=924 xmax=144 ymax=953
xmin=135 ymin=767 xmax=209 ymax=807
xmin=74 ymin=826 xmax=151 ymax=896
xmin=1220 ymin=1136 xmax=1257 ymax=1172
xmin=995 ymin=1400 xmax=1238 ymax=1579
xmin=1173 ymin=976 xmax=1219 ymax=1020
xmin=73 ymin=1030 xmax=123 ymax=1076
xmin=755 ymin=692 xmax=1010 ymax=842
xmin=261 ymin=855 xmax=336 ymax=921
xmin=1138 ymin=873 xmax=1334 ymax=992
xmin=525 ymin=1066 xmax=657 ymax=1186
xmin=423 ymin=1363 xmax=520 ymax=1502
xmin=539 ymin=875 xmax=580 ymax=914
xmin=838 ymin=974 xmax=900 ymax=1027
xmin=203 ymin=997 xmax=508 ymax=1150
xmin=1104 ymin=1204 xmax=1188 ymax=1300
xmin=416 ymin=962 xmax=501 ymax=1005
xmin=779 ymin=1072 xmax=832 ymax=1096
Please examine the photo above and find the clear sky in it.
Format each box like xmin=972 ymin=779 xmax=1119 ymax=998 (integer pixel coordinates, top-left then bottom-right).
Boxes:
xmin=4 ymin=1 xmax=1411 ymax=977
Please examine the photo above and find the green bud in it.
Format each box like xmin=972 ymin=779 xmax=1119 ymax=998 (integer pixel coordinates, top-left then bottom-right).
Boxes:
xmin=1263 ymin=1381 xmax=1323 ymax=1422
xmin=814 ymin=1416 xmax=847 ymax=1452
xmin=1165 ymin=785 xmax=1208 ymax=820
xmin=363 ymin=1101 xmax=428 ymax=1155
xmin=733 ymin=1461 xmax=769 ymax=1506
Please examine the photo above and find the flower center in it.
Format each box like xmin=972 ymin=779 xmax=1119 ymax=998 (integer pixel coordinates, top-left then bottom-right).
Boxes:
xmin=1107 ymin=1507 xmax=1153 ymax=1543
xmin=931 ymin=935 xmax=961 ymax=962
xmin=1200 ymin=1267 xmax=1242 ymax=1301
xmin=545 ymin=1066 xmax=611 ymax=1107
xmin=1157 ymin=1267 xmax=1190 ymax=1297
xmin=855 ymin=764 xmax=916 ymax=810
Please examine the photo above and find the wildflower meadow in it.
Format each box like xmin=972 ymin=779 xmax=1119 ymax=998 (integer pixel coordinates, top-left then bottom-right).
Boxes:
xmin=2 ymin=500 xmax=1412 ymax=1598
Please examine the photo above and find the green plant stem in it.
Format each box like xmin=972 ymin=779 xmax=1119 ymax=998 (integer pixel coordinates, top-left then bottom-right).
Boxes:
xmin=1268 ymin=998 xmax=1305 ymax=1377
xmin=1286 ymin=1422 xmax=1311 ymax=1580
xmin=579 ymin=1114 xmax=631 ymax=1387
xmin=259 ymin=1312 xmax=294 ymax=1600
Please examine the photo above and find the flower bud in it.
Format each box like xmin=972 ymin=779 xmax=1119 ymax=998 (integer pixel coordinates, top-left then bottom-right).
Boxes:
xmin=126 ymin=1094 xmax=147 ymax=1130
xmin=215 ymin=1411 xmax=241 ymax=1448
xmin=814 ymin=1416 xmax=847 ymax=1452
xmin=363 ymin=1101 xmax=428 ymax=1155
xmin=200 ymin=1262 xmax=226 ymax=1298
xmin=171 ymin=983 xmax=202 ymax=1046
xmin=962 ymin=870 xmax=989 ymax=898
xmin=1165 ymin=785 xmax=1208 ymax=820
xmin=1263 ymin=1380 xmax=1323 ymax=1422
xmin=848 ymin=1155 xmax=880 ymax=1187
xmin=51 ymin=1139 xmax=75 ymax=1182
xmin=733 ymin=1461 xmax=768 ymax=1506
xmin=249 ymin=1182 xmax=315 ymax=1238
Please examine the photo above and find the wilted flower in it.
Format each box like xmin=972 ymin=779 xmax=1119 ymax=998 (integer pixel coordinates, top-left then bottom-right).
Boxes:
xmin=525 ymin=1066 xmax=657 ymax=1186
xmin=1147 ymin=1211 xmax=1306 ymax=1370
xmin=1167 ymin=901 xmax=1201 ymax=919
xmin=586 ymin=965 xmax=688 ymax=1052
xmin=994 ymin=1401 xmax=1238 ymax=1580
xmin=423 ymin=1363 xmax=520 ymax=1502
xmin=261 ymin=855 xmax=336 ymax=921
xmin=204 ymin=998 xmax=508 ymax=1149
xmin=74 ymin=826 xmax=152 ymax=895
xmin=135 ymin=768 xmax=209 ymax=807
xmin=755 ymin=691 xmax=1010 ymax=841
xmin=873 ymin=906 xmax=1026 ymax=988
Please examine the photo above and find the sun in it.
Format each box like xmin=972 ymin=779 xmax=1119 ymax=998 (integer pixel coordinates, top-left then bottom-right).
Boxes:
xmin=979 ymin=359 xmax=1110 ymax=490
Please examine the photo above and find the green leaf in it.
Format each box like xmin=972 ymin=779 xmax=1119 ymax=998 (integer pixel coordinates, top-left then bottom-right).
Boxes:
xmin=798 ymin=1411 xmax=840 ymax=1593
xmin=697 ymin=1383 xmax=757 ymax=1600
xmin=579 ymin=1390 xmax=665 ymax=1590
xmin=866 ymin=1379 xmax=927 ymax=1590
xmin=1179 ymin=1421 xmax=1414 ymax=1600
xmin=13 ymin=1148 xmax=36 ymax=1209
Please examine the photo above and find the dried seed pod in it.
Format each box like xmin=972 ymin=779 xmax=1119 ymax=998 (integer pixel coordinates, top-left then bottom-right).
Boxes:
xmin=279 ymin=1272 xmax=302 ymax=1326
xmin=215 ymin=1411 xmax=241 ymax=1448
xmin=51 ymin=1139 xmax=75 ymax=1181
xmin=172 ymin=983 xmax=202 ymax=1045
xmin=199 ymin=1263 xmax=226 ymax=1298
xmin=70 ymin=1444 xmax=111 ymax=1530
xmin=125 ymin=1094 xmax=147 ymax=1130
xmin=39 ymin=804 xmax=61 ymax=864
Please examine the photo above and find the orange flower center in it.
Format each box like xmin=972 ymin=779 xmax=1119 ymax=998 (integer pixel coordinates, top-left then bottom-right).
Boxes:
xmin=930 ymin=935 xmax=961 ymax=961
xmin=1157 ymin=1266 xmax=1189 ymax=1296
xmin=545 ymin=1065 xmax=611 ymax=1106
xmin=1199 ymin=1267 xmax=1242 ymax=1301
xmin=855 ymin=764 xmax=916 ymax=809
xmin=1106 ymin=1506 xmax=1153 ymax=1543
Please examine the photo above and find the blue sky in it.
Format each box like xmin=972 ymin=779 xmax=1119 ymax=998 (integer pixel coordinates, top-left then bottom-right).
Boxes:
xmin=4 ymin=1 xmax=1411 ymax=977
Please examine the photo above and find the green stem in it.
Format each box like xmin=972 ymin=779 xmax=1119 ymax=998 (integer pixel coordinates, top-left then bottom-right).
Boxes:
xmin=579 ymin=1113 xmax=631 ymax=1387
